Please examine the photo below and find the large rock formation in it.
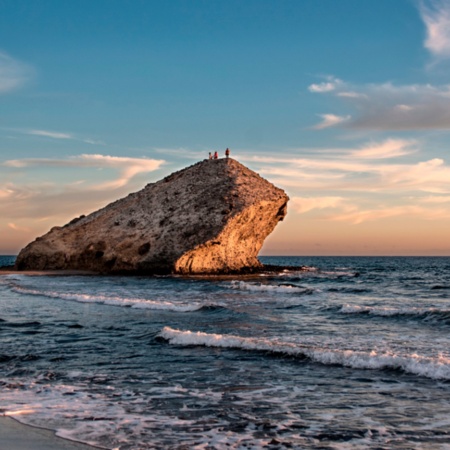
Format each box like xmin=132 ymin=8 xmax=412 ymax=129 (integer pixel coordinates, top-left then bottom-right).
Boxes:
xmin=15 ymin=158 xmax=288 ymax=274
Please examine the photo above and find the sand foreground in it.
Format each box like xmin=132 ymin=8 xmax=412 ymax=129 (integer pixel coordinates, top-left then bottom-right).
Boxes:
xmin=0 ymin=417 xmax=99 ymax=450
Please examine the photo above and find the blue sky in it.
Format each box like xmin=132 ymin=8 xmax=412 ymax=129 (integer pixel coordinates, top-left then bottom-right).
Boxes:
xmin=1 ymin=0 xmax=450 ymax=255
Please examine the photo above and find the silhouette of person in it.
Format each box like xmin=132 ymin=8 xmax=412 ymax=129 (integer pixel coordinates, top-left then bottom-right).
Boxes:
xmin=225 ymin=148 xmax=230 ymax=158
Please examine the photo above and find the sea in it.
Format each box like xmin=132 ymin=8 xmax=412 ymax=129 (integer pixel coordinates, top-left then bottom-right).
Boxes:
xmin=1 ymin=255 xmax=450 ymax=449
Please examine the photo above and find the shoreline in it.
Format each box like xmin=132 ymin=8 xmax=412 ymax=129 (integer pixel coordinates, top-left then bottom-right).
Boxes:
xmin=0 ymin=416 xmax=100 ymax=450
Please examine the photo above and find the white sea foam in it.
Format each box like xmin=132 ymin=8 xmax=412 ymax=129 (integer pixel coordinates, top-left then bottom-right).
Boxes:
xmin=159 ymin=327 xmax=450 ymax=380
xmin=340 ymin=303 xmax=448 ymax=318
xmin=228 ymin=280 xmax=312 ymax=294
xmin=0 ymin=377 xmax=311 ymax=450
xmin=6 ymin=283 xmax=201 ymax=312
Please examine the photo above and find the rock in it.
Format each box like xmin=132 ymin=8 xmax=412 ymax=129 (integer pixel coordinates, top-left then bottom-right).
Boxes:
xmin=15 ymin=158 xmax=288 ymax=274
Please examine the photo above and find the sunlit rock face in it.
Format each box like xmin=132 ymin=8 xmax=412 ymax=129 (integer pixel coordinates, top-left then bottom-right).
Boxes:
xmin=15 ymin=158 xmax=288 ymax=274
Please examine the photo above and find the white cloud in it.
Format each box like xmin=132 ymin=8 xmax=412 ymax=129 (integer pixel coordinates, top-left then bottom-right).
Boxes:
xmin=23 ymin=129 xmax=105 ymax=145
xmin=350 ymin=139 xmax=417 ymax=159
xmin=336 ymin=91 xmax=368 ymax=99
xmin=420 ymin=0 xmax=450 ymax=58
xmin=27 ymin=129 xmax=73 ymax=140
xmin=309 ymin=82 xmax=336 ymax=93
xmin=313 ymin=113 xmax=351 ymax=129
xmin=78 ymin=154 xmax=165 ymax=188
xmin=308 ymin=76 xmax=343 ymax=93
xmin=0 ymin=51 xmax=32 ymax=94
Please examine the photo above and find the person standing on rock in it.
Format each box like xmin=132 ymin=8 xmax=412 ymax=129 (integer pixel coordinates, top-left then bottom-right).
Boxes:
xmin=225 ymin=148 xmax=230 ymax=158
xmin=208 ymin=152 xmax=212 ymax=160
xmin=214 ymin=151 xmax=218 ymax=159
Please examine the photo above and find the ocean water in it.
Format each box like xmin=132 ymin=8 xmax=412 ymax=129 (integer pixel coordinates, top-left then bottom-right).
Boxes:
xmin=1 ymin=255 xmax=450 ymax=449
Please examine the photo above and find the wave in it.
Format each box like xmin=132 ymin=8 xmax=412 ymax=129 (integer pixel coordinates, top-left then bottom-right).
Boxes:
xmin=432 ymin=285 xmax=450 ymax=290
xmin=0 ymin=320 xmax=42 ymax=328
xmin=340 ymin=304 xmax=450 ymax=323
xmin=275 ymin=267 xmax=359 ymax=279
xmin=159 ymin=327 xmax=450 ymax=380
xmin=328 ymin=287 xmax=370 ymax=294
xmin=228 ymin=280 xmax=313 ymax=294
xmin=7 ymin=284 xmax=202 ymax=312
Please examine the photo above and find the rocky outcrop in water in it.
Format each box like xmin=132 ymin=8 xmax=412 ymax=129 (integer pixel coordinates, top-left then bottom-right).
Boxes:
xmin=15 ymin=158 xmax=288 ymax=274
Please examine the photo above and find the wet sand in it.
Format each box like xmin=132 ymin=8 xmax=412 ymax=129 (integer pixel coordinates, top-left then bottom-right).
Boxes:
xmin=0 ymin=417 xmax=99 ymax=450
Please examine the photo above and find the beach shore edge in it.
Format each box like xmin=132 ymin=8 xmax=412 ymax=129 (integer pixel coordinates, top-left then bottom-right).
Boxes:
xmin=0 ymin=416 xmax=100 ymax=450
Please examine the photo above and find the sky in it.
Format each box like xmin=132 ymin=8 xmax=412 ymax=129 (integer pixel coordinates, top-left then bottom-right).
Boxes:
xmin=1 ymin=0 xmax=450 ymax=256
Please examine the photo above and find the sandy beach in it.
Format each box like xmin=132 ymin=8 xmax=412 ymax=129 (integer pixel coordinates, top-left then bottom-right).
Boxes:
xmin=0 ymin=417 xmax=99 ymax=450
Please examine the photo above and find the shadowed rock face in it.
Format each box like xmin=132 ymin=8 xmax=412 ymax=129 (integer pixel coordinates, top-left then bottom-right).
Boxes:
xmin=15 ymin=158 xmax=289 ymax=274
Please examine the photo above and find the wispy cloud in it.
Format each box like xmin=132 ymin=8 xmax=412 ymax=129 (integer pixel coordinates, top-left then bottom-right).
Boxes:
xmin=8 ymin=222 xmax=30 ymax=232
xmin=290 ymin=196 xmax=351 ymax=214
xmin=0 ymin=155 xmax=166 ymax=236
xmin=308 ymin=77 xmax=450 ymax=130
xmin=349 ymin=139 xmax=417 ymax=159
xmin=4 ymin=154 xmax=165 ymax=189
xmin=27 ymin=129 xmax=73 ymax=140
xmin=240 ymin=138 xmax=450 ymax=223
xmin=418 ymin=195 xmax=450 ymax=203
xmin=328 ymin=204 xmax=450 ymax=224
xmin=254 ymin=155 xmax=450 ymax=195
xmin=0 ymin=51 xmax=33 ymax=94
xmin=23 ymin=129 xmax=105 ymax=145
xmin=77 ymin=154 xmax=165 ymax=188
xmin=313 ymin=114 xmax=350 ymax=129
xmin=420 ymin=0 xmax=450 ymax=59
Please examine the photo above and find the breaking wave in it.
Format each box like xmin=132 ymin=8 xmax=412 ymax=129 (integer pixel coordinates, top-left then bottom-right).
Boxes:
xmin=228 ymin=280 xmax=313 ymax=295
xmin=6 ymin=283 xmax=202 ymax=312
xmin=340 ymin=304 xmax=450 ymax=324
xmin=159 ymin=327 xmax=450 ymax=380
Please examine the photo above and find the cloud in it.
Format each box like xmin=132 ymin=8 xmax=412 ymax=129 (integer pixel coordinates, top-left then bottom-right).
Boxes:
xmin=308 ymin=76 xmax=343 ymax=93
xmin=23 ymin=129 xmax=105 ymax=145
xmin=8 ymin=222 xmax=30 ymax=232
xmin=420 ymin=0 xmax=450 ymax=58
xmin=77 ymin=154 xmax=165 ymax=188
xmin=263 ymin=155 xmax=450 ymax=194
xmin=239 ymin=138 xmax=450 ymax=224
xmin=27 ymin=129 xmax=73 ymax=140
xmin=336 ymin=91 xmax=368 ymax=99
xmin=0 ymin=51 xmax=33 ymax=94
xmin=83 ymin=138 xmax=105 ymax=145
xmin=3 ymin=154 xmax=165 ymax=189
xmin=291 ymin=196 xmax=351 ymax=214
xmin=308 ymin=77 xmax=450 ymax=130
xmin=0 ymin=155 xmax=166 ymax=234
xmin=349 ymin=139 xmax=417 ymax=159
xmin=0 ymin=187 xmax=14 ymax=199
xmin=313 ymin=114 xmax=350 ymax=129
xmin=0 ymin=181 xmax=106 ymax=221
xmin=328 ymin=204 xmax=450 ymax=224
xmin=418 ymin=195 xmax=450 ymax=203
